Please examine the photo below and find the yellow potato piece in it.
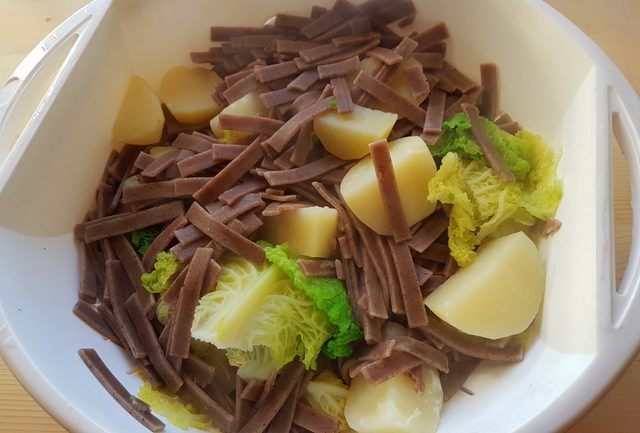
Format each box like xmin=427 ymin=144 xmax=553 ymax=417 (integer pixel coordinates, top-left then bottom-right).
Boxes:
xmin=425 ymin=231 xmax=545 ymax=340
xmin=261 ymin=206 xmax=338 ymax=258
xmin=373 ymin=57 xmax=428 ymax=112
xmin=112 ymin=75 xmax=164 ymax=145
xmin=347 ymin=57 xmax=380 ymax=90
xmin=149 ymin=146 xmax=174 ymax=157
xmin=345 ymin=366 xmax=443 ymax=433
xmin=159 ymin=66 xmax=223 ymax=124
xmin=340 ymin=136 xmax=437 ymax=235
xmin=210 ymin=90 xmax=267 ymax=143
xmin=352 ymin=57 xmax=427 ymax=112
xmin=314 ymin=104 xmax=397 ymax=160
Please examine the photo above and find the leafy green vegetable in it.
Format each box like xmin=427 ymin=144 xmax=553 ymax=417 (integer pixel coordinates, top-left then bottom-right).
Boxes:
xmin=304 ymin=370 xmax=349 ymax=431
xmin=131 ymin=226 xmax=162 ymax=256
xmin=137 ymin=379 xmax=213 ymax=431
xmin=155 ymin=299 xmax=173 ymax=326
xmin=430 ymin=112 xmax=532 ymax=181
xmin=515 ymin=130 xmax=564 ymax=221
xmin=429 ymin=113 xmax=484 ymax=160
xmin=429 ymin=143 xmax=561 ymax=266
xmin=427 ymin=112 xmax=562 ymax=266
xmin=329 ymin=97 xmax=338 ymax=109
xmin=191 ymin=254 xmax=332 ymax=379
xmin=226 ymin=345 xmax=282 ymax=381
xmin=427 ymin=153 xmax=481 ymax=267
xmin=260 ymin=242 xmax=363 ymax=359
xmin=141 ymin=252 xmax=181 ymax=294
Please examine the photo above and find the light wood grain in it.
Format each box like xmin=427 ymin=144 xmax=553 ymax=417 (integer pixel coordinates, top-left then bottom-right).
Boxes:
xmin=0 ymin=1 xmax=639 ymax=432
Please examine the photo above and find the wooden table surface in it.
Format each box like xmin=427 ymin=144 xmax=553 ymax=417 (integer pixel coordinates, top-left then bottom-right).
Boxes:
xmin=0 ymin=1 xmax=638 ymax=432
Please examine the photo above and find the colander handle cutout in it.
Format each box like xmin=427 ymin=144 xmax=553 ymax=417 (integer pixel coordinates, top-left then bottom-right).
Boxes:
xmin=0 ymin=7 xmax=95 ymax=171
xmin=606 ymin=84 xmax=640 ymax=329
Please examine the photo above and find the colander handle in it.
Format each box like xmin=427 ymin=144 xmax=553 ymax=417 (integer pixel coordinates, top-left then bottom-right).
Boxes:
xmin=603 ymin=78 xmax=640 ymax=329
xmin=0 ymin=1 xmax=106 ymax=171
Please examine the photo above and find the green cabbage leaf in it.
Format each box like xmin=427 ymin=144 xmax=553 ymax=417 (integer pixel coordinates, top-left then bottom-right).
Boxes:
xmin=137 ymin=379 xmax=214 ymax=431
xmin=190 ymin=254 xmax=332 ymax=380
xmin=304 ymin=370 xmax=350 ymax=431
xmin=260 ymin=242 xmax=363 ymax=359
xmin=131 ymin=226 xmax=162 ymax=256
xmin=428 ymin=118 xmax=562 ymax=267
xmin=141 ymin=252 xmax=180 ymax=294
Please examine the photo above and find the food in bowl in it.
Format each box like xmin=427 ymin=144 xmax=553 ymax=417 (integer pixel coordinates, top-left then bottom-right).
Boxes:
xmin=72 ymin=0 xmax=562 ymax=431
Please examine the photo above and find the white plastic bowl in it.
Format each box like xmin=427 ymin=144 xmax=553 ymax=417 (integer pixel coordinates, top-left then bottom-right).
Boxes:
xmin=1 ymin=1 xmax=640 ymax=432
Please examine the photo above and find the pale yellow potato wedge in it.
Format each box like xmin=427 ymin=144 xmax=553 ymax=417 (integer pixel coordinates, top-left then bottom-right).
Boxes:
xmin=347 ymin=57 xmax=381 ymax=90
xmin=149 ymin=146 xmax=174 ymax=157
xmin=385 ymin=57 xmax=428 ymax=106
xmin=261 ymin=206 xmax=338 ymax=258
xmin=159 ymin=66 xmax=223 ymax=124
xmin=314 ymin=104 xmax=397 ymax=160
xmin=210 ymin=90 xmax=267 ymax=143
xmin=112 ymin=75 xmax=164 ymax=145
xmin=425 ymin=231 xmax=545 ymax=339
xmin=340 ymin=136 xmax=437 ymax=235
xmin=345 ymin=366 xmax=443 ymax=433
xmin=356 ymin=57 xmax=428 ymax=112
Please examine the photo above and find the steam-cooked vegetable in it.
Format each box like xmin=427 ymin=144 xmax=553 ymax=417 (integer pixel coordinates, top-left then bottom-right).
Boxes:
xmin=314 ymin=104 xmax=398 ymax=160
xmin=210 ymin=90 xmax=267 ymax=143
xmin=137 ymin=379 xmax=212 ymax=430
xmin=155 ymin=299 xmax=172 ymax=326
xmin=159 ymin=66 xmax=223 ymax=124
xmin=190 ymin=254 xmax=332 ymax=378
xmin=141 ymin=252 xmax=181 ymax=294
xmin=431 ymin=113 xmax=531 ymax=181
xmin=371 ymin=57 xmax=429 ymax=111
xmin=341 ymin=136 xmax=438 ymax=235
xmin=112 ymin=75 xmax=164 ymax=145
xmin=131 ymin=226 xmax=162 ymax=256
xmin=225 ymin=346 xmax=281 ymax=381
xmin=261 ymin=242 xmax=363 ymax=358
xmin=149 ymin=146 xmax=175 ymax=157
xmin=425 ymin=231 xmax=545 ymax=339
xmin=428 ymin=119 xmax=562 ymax=266
xmin=345 ymin=366 xmax=443 ymax=433
xmin=261 ymin=206 xmax=338 ymax=258
xmin=304 ymin=370 xmax=350 ymax=431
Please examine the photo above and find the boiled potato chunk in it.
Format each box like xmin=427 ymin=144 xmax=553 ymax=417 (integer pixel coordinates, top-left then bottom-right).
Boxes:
xmin=149 ymin=146 xmax=174 ymax=157
xmin=159 ymin=66 xmax=223 ymax=124
xmin=210 ymin=90 xmax=267 ymax=143
xmin=345 ymin=366 xmax=443 ymax=433
xmin=340 ymin=136 xmax=437 ymax=235
xmin=347 ymin=57 xmax=380 ymax=90
xmin=356 ymin=57 xmax=428 ymax=112
xmin=314 ymin=104 xmax=397 ymax=160
xmin=425 ymin=231 xmax=545 ymax=340
xmin=375 ymin=57 xmax=428 ymax=111
xmin=261 ymin=206 xmax=338 ymax=258
xmin=112 ymin=75 xmax=164 ymax=145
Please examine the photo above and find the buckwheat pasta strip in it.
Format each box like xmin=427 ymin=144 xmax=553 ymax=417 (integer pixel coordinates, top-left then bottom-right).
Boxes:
xmin=369 ymin=139 xmax=412 ymax=242
xmin=194 ymin=136 xmax=266 ymax=204
xmin=78 ymin=349 xmax=165 ymax=432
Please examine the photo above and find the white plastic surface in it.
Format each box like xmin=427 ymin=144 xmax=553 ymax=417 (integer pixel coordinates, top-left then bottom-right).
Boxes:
xmin=0 ymin=1 xmax=639 ymax=433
